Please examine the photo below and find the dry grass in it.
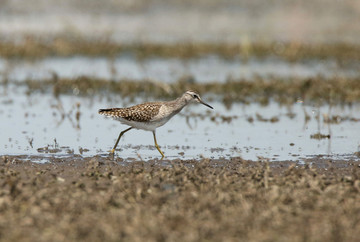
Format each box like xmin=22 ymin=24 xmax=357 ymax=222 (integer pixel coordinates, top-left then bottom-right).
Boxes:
xmin=1 ymin=37 xmax=360 ymax=61
xmin=21 ymin=76 xmax=360 ymax=106
xmin=0 ymin=156 xmax=359 ymax=241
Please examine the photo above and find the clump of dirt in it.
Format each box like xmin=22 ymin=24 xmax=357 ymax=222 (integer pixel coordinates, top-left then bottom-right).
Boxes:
xmin=256 ymin=113 xmax=280 ymax=122
xmin=323 ymin=114 xmax=360 ymax=124
xmin=0 ymin=156 xmax=359 ymax=241
xmin=310 ymin=133 xmax=331 ymax=139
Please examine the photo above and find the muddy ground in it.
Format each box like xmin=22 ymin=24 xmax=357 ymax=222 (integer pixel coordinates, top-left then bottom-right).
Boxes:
xmin=0 ymin=155 xmax=359 ymax=241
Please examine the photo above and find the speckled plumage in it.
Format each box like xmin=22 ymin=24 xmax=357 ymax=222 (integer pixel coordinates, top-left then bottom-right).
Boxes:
xmin=99 ymin=102 xmax=162 ymax=122
xmin=98 ymin=91 xmax=213 ymax=158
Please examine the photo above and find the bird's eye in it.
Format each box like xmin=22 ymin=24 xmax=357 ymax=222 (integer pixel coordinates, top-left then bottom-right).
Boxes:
xmin=193 ymin=94 xmax=198 ymax=99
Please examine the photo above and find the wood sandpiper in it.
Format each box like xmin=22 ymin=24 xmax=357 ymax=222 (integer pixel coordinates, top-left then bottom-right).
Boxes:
xmin=98 ymin=90 xmax=213 ymax=158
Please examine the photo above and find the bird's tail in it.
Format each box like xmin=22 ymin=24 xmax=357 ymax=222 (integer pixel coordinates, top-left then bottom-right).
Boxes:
xmin=98 ymin=108 xmax=114 ymax=115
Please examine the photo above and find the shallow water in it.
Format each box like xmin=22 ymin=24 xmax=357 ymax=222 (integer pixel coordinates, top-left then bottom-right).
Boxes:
xmin=1 ymin=85 xmax=359 ymax=161
xmin=1 ymin=56 xmax=359 ymax=83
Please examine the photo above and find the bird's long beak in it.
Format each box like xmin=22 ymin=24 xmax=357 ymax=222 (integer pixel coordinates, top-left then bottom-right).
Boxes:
xmin=199 ymin=99 xmax=213 ymax=109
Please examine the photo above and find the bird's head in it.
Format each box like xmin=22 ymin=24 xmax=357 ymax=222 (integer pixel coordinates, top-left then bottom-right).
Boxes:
xmin=184 ymin=90 xmax=213 ymax=109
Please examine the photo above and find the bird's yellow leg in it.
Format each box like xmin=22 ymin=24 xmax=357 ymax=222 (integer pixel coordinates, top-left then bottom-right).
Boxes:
xmin=152 ymin=131 xmax=165 ymax=159
xmin=110 ymin=127 xmax=132 ymax=153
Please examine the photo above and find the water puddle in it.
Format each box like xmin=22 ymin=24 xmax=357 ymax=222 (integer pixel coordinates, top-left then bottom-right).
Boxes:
xmin=1 ymin=55 xmax=359 ymax=83
xmin=1 ymin=84 xmax=359 ymax=162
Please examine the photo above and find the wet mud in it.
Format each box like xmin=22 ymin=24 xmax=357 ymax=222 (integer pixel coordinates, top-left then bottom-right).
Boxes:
xmin=0 ymin=156 xmax=359 ymax=241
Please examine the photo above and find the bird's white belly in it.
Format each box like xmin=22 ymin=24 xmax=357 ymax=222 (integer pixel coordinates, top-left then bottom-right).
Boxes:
xmin=110 ymin=104 xmax=181 ymax=131
xmin=114 ymin=116 xmax=172 ymax=131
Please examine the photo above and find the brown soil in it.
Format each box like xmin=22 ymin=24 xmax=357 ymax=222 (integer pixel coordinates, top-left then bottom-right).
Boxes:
xmin=1 ymin=155 xmax=359 ymax=241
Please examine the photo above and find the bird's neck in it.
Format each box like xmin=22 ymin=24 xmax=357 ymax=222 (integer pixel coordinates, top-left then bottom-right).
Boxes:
xmin=167 ymin=96 xmax=188 ymax=112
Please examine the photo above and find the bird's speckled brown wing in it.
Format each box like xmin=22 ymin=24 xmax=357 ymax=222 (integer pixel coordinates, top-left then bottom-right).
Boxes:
xmin=98 ymin=102 xmax=162 ymax=122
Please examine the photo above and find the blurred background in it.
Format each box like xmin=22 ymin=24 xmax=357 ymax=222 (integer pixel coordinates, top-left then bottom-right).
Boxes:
xmin=1 ymin=0 xmax=360 ymax=43
xmin=1 ymin=0 xmax=360 ymax=161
